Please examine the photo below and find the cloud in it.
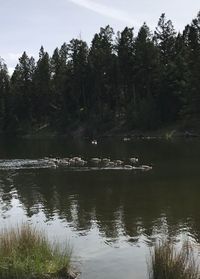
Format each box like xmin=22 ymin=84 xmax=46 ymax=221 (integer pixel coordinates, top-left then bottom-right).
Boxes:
xmin=68 ymin=0 xmax=135 ymax=25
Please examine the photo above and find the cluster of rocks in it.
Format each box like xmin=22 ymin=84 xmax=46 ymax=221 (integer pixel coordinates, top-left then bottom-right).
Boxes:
xmin=47 ymin=157 xmax=152 ymax=171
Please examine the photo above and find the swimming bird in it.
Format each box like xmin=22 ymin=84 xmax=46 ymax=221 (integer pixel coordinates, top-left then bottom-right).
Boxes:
xmin=140 ymin=165 xmax=152 ymax=171
xmin=124 ymin=165 xmax=133 ymax=169
xmin=101 ymin=158 xmax=111 ymax=167
xmin=91 ymin=158 xmax=101 ymax=165
xmin=114 ymin=160 xmax=123 ymax=166
xmin=129 ymin=157 xmax=139 ymax=164
xmin=106 ymin=161 xmax=116 ymax=168
xmin=123 ymin=137 xmax=131 ymax=142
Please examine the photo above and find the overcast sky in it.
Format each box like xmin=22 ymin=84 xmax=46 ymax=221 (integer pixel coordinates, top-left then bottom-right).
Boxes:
xmin=1 ymin=0 xmax=199 ymax=73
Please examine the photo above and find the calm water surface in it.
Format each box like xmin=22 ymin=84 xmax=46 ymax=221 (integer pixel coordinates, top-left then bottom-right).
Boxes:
xmin=0 ymin=137 xmax=200 ymax=278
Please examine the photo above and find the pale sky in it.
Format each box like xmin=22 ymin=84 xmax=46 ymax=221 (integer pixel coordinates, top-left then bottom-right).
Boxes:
xmin=1 ymin=0 xmax=199 ymax=73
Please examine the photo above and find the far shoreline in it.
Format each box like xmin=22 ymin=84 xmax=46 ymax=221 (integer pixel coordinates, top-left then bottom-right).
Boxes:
xmin=4 ymin=122 xmax=200 ymax=141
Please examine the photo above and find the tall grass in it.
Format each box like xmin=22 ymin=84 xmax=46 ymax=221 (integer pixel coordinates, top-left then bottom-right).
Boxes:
xmin=149 ymin=240 xmax=199 ymax=279
xmin=0 ymin=224 xmax=72 ymax=279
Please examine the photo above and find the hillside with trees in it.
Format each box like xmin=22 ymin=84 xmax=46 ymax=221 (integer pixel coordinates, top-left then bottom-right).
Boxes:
xmin=1 ymin=12 xmax=200 ymax=136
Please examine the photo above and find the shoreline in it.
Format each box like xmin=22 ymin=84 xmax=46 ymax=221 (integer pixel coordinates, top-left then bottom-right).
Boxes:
xmin=7 ymin=124 xmax=200 ymax=140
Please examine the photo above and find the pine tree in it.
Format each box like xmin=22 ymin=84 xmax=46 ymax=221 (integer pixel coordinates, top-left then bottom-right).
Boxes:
xmin=0 ymin=58 xmax=9 ymax=132
xmin=88 ymin=25 xmax=116 ymax=131
xmin=133 ymin=23 xmax=160 ymax=129
xmin=68 ymin=39 xmax=88 ymax=121
xmin=116 ymin=27 xmax=135 ymax=119
xmin=9 ymin=52 xmax=35 ymax=132
xmin=154 ymin=14 xmax=180 ymax=123
xmin=33 ymin=46 xmax=51 ymax=125
xmin=181 ymin=12 xmax=200 ymax=124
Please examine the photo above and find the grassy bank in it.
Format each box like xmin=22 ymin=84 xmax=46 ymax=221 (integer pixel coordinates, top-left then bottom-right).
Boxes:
xmin=149 ymin=240 xmax=199 ymax=279
xmin=0 ymin=224 xmax=74 ymax=279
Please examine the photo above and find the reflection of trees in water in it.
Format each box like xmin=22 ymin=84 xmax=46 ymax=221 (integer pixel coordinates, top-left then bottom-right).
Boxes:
xmin=0 ymin=170 xmax=200 ymax=243
xmin=0 ymin=172 xmax=16 ymax=213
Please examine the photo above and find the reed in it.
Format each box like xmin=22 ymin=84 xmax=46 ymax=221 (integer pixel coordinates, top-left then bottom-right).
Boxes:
xmin=149 ymin=240 xmax=199 ymax=279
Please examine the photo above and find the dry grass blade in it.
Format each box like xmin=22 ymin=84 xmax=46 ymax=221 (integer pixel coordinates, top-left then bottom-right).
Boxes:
xmin=148 ymin=240 xmax=200 ymax=279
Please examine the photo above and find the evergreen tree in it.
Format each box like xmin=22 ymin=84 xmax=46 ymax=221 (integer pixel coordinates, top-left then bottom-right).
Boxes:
xmin=0 ymin=58 xmax=9 ymax=131
xmin=154 ymin=14 xmax=180 ymax=123
xmin=10 ymin=52 xmax=35 ymax=132
xmin=88 ymin=25 xmax=116 ymax=131
xmin=116 ymin=27 xmax=135 ymax=119
xmin=50 ymin=45 xmax=68 ymax=129
xmin=33 ymin=46 xmax=51 ymax=125
xmin=68 ymin=39 xmax=88 ymax=121
xmin=133 ymin=23 xmax=160 ymax=129
xmin=181 ymin=12 xmax=200 ymax=123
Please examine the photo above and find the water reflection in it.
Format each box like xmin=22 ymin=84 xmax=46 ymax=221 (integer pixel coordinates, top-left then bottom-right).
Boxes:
xmin=0 ymin=164 xmax=200 ymax=245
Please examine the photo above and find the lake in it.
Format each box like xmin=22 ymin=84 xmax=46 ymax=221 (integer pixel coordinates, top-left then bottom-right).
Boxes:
xmin=0 ymin=137 xmax=200 ymax=279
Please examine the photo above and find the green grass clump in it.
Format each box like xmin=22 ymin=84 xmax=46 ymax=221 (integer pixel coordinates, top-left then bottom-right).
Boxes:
xmin=149 ymin=240 xmax=199 ymax=279
xmin=0 ymin=224 xmax=72 ymax=279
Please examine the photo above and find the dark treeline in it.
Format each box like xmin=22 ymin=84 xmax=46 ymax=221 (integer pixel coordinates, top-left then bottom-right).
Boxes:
xmin=1 ymin=12 xmax=200 ymax=136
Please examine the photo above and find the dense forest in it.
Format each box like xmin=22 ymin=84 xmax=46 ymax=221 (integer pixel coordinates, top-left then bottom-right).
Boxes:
xmin=0 ymin=12 xmax=200 ymax=136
